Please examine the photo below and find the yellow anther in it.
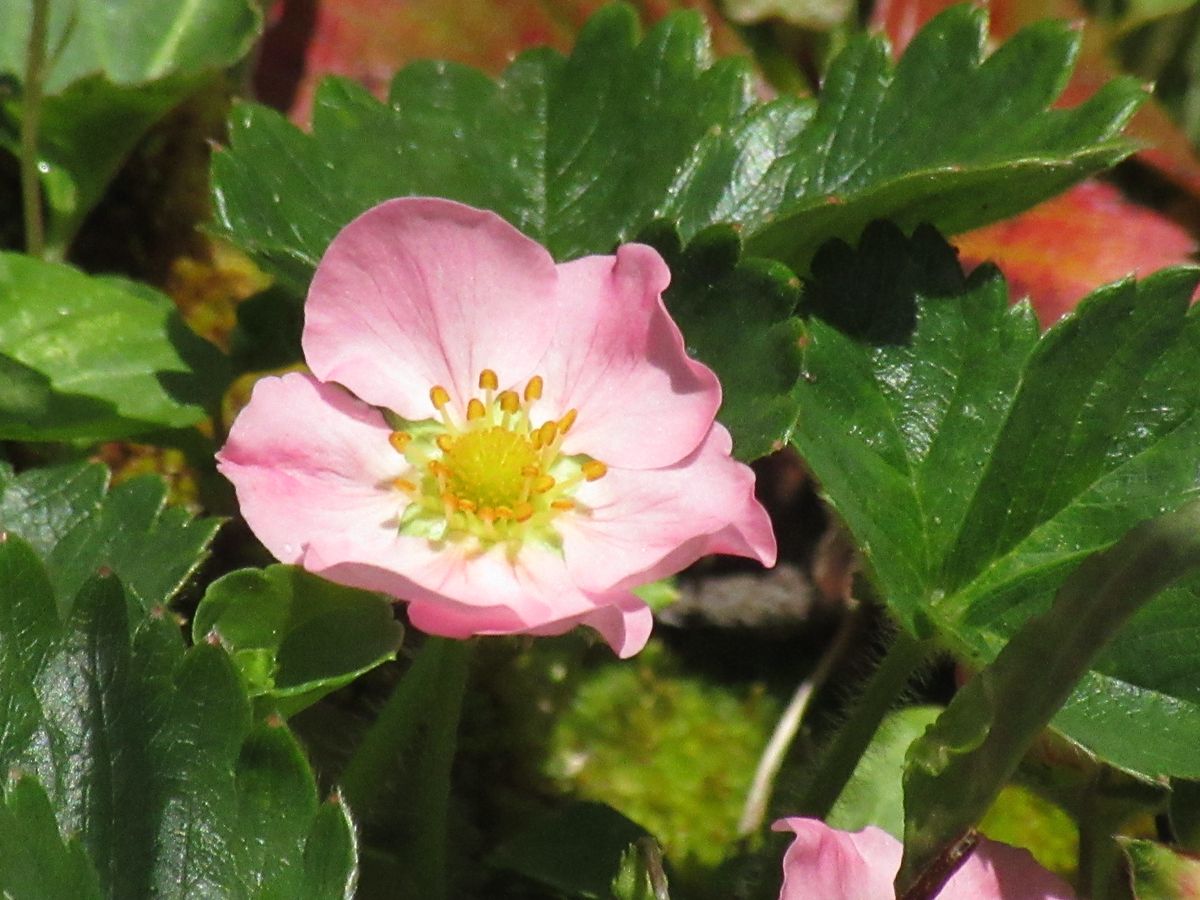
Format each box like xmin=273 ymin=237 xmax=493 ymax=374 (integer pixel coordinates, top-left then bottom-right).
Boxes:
xmin=551 ymin=499 xmax=576 ymax=511
xmin=479 ymin=369 xmax=499 ymax=391
xmin=558 ymin=408 xmax=578 ymax=434
xmin=538 ymin=421 xmax=558 ymax=446
xmin=582 ymin=460 xmax=608 ymax=481
xmin=430 ymin=385 xmax=451 ymax=410
xmin=392 ymin=477 xmax=416 ymax=492
xmin=533 ymin=475 xmax=556 ymax=494
xmin=428 ymin=460 xmax=451 ymax=479
xmin=436 ymin=434 xmax=455 ymax=453
xmin=524 ymin=375 xmax=543 ymax=402
xmin=495 ymin=505 xmax=514 ymax=520
xmin=479 ymin=506 xmax=495 ymax=523
xmin=466 ymin=398 xmax=486 ymax=421
xmin=514 ymin=501 xmax=534 ymax=522
xmin=388 ymin=431 xmax=412 ymax=453
xmin=441 ymin=491 xmax=459 ymax=510
xmin=499 ymin=390 xmax=520 ymax=414
xmin=531 ymin=430 xmax=544 ymax=450
xmin=521 ymin=465 xmax=540 ymax=478
xmin=457 ymin=498 xmax=477 ymax=513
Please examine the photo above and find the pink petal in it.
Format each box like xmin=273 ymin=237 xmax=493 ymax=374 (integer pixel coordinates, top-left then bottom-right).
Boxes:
xmin=216 ymin=372 xmax=403 ymax=565
xmin=774 ymin=819 xmax=897 ymax=900
xmin=302 ymin=197 xmax=559 ymax=420
xmin=303 ymin=532 xmax=652 ymax=657
xmin=772 ymin=819 xmax=1077 ymax=900
xmin=943 ymin=841 xmax=1076 ymax=900
xmin=560 ymin=423 xmax=776 ymax=594
xmin=536 ymin=244 xmax=722 ymax=469
xmin=408 ymin=589 xmax=653 ymax=658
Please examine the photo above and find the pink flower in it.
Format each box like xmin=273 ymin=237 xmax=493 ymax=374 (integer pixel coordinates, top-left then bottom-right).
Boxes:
xmin=217 ymin=197 xmax=776 ymax=657
xmin=773 ymin=818 xmax=1076 ymax=899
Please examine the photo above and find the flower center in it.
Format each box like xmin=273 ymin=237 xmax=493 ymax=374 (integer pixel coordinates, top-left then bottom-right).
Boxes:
xmin=385 ymin=369 xmax=606 ymax=551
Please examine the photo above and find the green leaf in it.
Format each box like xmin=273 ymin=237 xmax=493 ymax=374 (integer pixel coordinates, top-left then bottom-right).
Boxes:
xmin=0 ymin=774 xmax=103 ymax=900
xmin=1120 ymin=837 xmax=1200 ymax=900
xmin=827 ymin=705 xmax=942 ymax=839
xmin=193 ymin=565 xmax=404 ymax=717
xmin=791 ymin=221 xmax=1200 ymax=778
xmin=0 ymin=254 xmax=229 ymax=441
xmin=212 ymin=3 xmax=1139 ymax=289
xmin=897 ymin=499 xmax=1200 ymax=893
xmin=0 ymin=533 xmax=358 ymax=898
xmin=0 ymin=461 xmax=220 ymax=619
xmin=0 ymin=0 xmax=261 ymax=253
xmin=489 ymin=801 xmax=653 ymax=899
xmin=611 ymin=839 xmax=671 ymax=900
xmin=643 ymin=223 xmax=803 ymax=459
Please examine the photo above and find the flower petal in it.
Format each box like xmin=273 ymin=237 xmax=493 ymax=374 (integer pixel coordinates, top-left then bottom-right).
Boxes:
xmin=303 ymin=196 xmax=559 ymax=419
xmin=305 ymin=536 xmax=652 ymax=657
xmin=560 ymin=423 xmax=776 ymax=593
xmin=944 ymin=841 xmax=1076 ymax=900
xmin=537 ymin=244 xmax=721 ymax=469
xmin=773 ymin=818 xmax=896 ymax=900
xmin=408 ymin=590 xmax=653 ymax=658
xmin=216 ymin=372 xmax=403 ymax=565
xmin=772 ymin=818 xmax=1077 ymax=900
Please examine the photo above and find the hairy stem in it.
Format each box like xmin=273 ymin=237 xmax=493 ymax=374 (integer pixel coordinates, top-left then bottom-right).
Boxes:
xmin=21 ymin=0 xmax=50 ymax=258
xmin=738 ymin=603 xmax=861 ymax=836
xmin=795 ymin=627 xmax=930 ymax=819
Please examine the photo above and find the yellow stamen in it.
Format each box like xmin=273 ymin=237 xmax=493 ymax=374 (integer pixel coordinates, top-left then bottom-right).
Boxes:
xmin=514 ymin=501 xmax=534 ymax=522
xmin=558 ymin=408 xmax=577 ymax=434
xmin=524 ymin=375 xmax=543 ymax=402
xmin=392 ymin=477 xmax=416 ymax=492
xmin=533 ymin=474 xmax=556 ymax=494
xmin=495 ymin=505 xmax=514 ymax=520
xmin=479 ymin=506 xmax=495 ymax=524
xmin=436 ymin=434 xmax=455 ymax=453
xmin=499 ymin=390 xmax=520 ymax=414
xmin=430 ymin=385 xmax=451 ymax=410
xmin=457 ymin=498 xmax=477 ymax=513
xmin=389 ymin=431 xmax=412 ymax=453
xmin=551 ymin=499 xmax=575 ymax=511
xmin=478 ymin=369 xmax=498 ymax=391
xmin=582 ymin=460 xmax=608 ymax=481
xmin=538 ymin=421 xmax=558 ymax=446
xmin=467 ymin=398 xmax=486 ymax=421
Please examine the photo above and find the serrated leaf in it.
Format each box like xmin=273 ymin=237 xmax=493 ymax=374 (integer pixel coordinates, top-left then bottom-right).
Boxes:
xmin=0 ymin=254 xmax=229 ymax=441
xmin=0 ymin=0 xmax=261 ymax=253
xmin=212 ymin=3 xmax=1140 ymax=288
xmin=897 ymin=499 xmax=1200 ymax=892
xmin=0 ymin=461 xmax=221 ymax=619
xmin=0 ymin=534 xmax=358 ymax=898
xmin=791 ymin=222 xmax=1200 ymax=777
xmin=193 ymin=565 xmax=403 ymax=717
xmin=0 ymin=774 xmax=103 ymax=900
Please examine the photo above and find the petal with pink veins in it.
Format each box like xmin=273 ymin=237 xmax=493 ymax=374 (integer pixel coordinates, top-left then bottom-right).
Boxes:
xmin=537 ymin=244 xmax=722 ymax=469
xmin=216 ymin=372 xmax=403 ymax=565
xmin=560 ymin=423 xmax=777 ymax=593
xmin=303 ymin=197 xmax=560 ymax=419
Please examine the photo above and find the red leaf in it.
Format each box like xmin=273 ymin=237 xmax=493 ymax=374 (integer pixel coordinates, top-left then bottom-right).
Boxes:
xmin=953 ymin=181 xmax=1196 ymax=326
xmin=255 ymin=0 xmax=752 ymax=125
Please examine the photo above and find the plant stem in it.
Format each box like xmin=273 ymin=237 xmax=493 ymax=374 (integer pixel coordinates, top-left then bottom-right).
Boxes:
xmin=339 ymin=637 xmax=472 ymax=900
xmin=21 ymin=0 xmax=50 ymax=259
xmin=738 ymin=603 xmax=861 ymax=837
xmin=795 ymin=627 xmax=930 ymax=819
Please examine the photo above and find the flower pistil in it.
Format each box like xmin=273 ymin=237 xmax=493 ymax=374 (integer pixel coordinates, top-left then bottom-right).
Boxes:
xmin=387 ymin=368 xmax=607 ymax=553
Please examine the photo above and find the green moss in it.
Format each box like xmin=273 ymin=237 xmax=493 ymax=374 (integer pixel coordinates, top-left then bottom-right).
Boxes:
xmin=545 ymin=640 xmax=780 ymax=871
